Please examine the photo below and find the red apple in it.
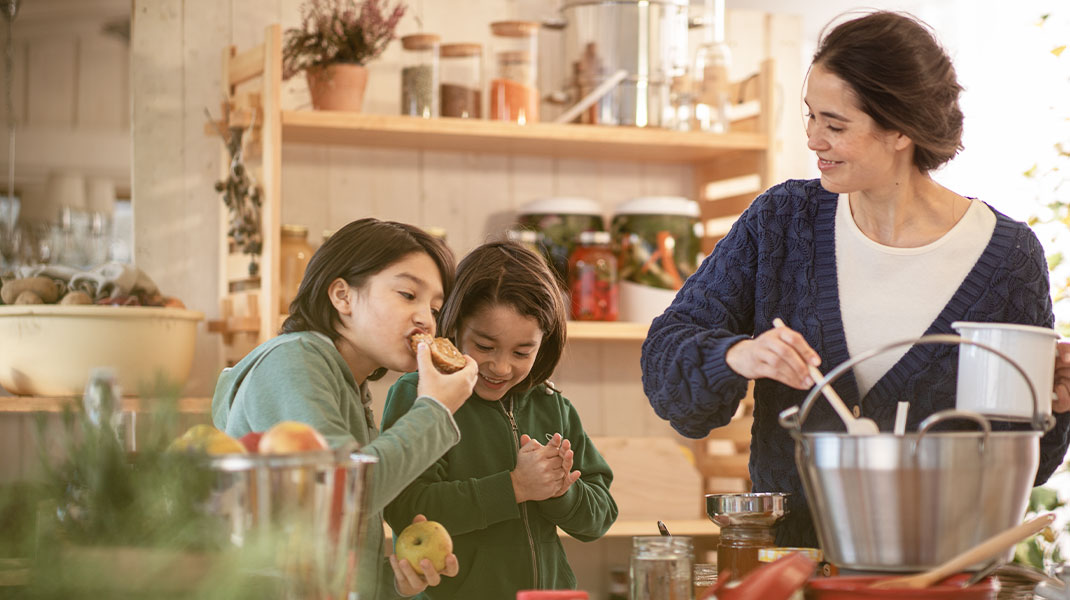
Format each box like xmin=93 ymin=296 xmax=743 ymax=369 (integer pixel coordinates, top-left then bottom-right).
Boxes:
xmin=239 ymin=431 xmax=263 ymax=454
xmin=258 ymin=421 xmax=329 ymax=454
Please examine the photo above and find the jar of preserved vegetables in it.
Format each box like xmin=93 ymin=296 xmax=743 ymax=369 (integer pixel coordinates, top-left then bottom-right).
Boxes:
xmin=568 ymin=231 xmax=618 ymax=321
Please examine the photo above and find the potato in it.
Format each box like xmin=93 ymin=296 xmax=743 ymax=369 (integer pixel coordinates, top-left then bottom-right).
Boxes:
xmin=1 ymin=277 xmax=60 ymax=305
xmin=60 ymin=291 xmax=93 ymax=305
xmin=14 ymin=290 xmax=43 ymax=304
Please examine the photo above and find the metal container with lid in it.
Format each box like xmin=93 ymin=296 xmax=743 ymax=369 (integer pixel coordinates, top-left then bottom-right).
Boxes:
xmin=778 ymin=334 xmax=1049 ymax=572
xmin=548 ymin=0 xmax=690 ymax=128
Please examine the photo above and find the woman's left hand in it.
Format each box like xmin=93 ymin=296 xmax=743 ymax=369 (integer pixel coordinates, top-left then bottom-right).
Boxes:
xmin=390 ymin=515 xmax=460 ymax=596
xmin=1055 ymin=341 xmax=1070 ymax=413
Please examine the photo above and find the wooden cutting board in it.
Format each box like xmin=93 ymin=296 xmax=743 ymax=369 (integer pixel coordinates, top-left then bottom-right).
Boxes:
xmin=591 ymin=436 xmax=703 ymax=521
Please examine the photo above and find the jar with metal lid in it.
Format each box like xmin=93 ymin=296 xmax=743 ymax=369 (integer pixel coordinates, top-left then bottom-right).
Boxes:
xmin=400 ymin=33 xmax=440 ymax=118
xmin=629 ymin=535 xmax=692 ymax=600
xmin=568 ymin=231 xmax=618 ymax=321
xmin=489 ymin=21 xmax=539 ymax=123
xmin=440 ymin=43 xmax=483 ymax=118
xmin=280 ymin=224 xmax=315 ymax=314
xmin=717 ymin=523 xmax=775 ymax=582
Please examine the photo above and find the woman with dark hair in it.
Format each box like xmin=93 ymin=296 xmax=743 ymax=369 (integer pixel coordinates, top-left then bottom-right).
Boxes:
xmin=212 ymin=217 xmax=479 ymax=599
xmin=381 ymin=241 xmax=617 ymax=599
xmin=641 ymin=10 xmax=1070 ymax=547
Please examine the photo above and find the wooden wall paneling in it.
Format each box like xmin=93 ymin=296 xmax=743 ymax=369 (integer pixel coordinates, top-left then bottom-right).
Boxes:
xmin=183 ymin=0 xmax=230 ymax=392
xmin=508 ymin=155 xmax=555 ymax=209
xmin=76 ymin=36 xmax=126 ymax=130
xmin=280 ymin=144 xmax=330 ymax=246
xmin=767 ymin=13 xmax=807 ymax=184
xmin=26 ymin=38 xmax=77 ymax=127
xmin=258 ymin=24 xmax=283 ymax=343
xmin=599 ymin=342 xmax=648 ymax=436
xmin=555 ymin=341 xmax=605 ymax=435
xmin=641 ymin=162 xmax=691 ymax=198
xmin=325 ymin=146 xmax=420 ymax=230
xmin=0 ymin=414 xmax=24 ymax=483
xmin=131 ymin=0 xmax=185 ymax=319
xmin=420 ymin=151 xmax=509 ymax=256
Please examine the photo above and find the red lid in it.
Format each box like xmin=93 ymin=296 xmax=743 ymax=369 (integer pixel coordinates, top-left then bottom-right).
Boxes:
xmin=516 ymin=592 xmax=589 ymax=600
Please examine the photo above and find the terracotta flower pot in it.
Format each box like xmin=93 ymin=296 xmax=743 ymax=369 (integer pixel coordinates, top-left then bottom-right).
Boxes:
xmin=306 ymin=64 xmax=369 ymax=112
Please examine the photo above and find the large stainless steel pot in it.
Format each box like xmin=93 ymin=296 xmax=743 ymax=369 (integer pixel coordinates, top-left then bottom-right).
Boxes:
xmin=204 ymin=447 xmax=377 ymax=599
xmin=551 ymin=0 xmax=690 ymax=127
xmin=778 ymin=334 xmax=1048 ymax=572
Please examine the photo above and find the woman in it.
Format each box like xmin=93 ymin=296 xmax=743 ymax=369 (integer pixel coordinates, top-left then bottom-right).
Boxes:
xmin=641 ymin=11 xmax=1070 ymax=547
xmin=212 ymin=218 xmax=478 ymax=598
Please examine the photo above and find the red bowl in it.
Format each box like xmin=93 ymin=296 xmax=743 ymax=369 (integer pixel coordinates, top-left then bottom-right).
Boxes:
xmin=805 ymin=574 xmax=998 ymax=599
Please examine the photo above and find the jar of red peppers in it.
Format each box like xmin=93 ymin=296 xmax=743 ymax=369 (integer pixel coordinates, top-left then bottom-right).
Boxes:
xmin=569 ymin=231 xmax=618 ymax=321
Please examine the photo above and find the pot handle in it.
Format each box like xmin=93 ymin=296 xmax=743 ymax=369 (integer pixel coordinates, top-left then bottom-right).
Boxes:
xmin=914 ymin=409 xmax=991 ymax=455
xmin=780 ymin=333 xmax=1049 ymax=434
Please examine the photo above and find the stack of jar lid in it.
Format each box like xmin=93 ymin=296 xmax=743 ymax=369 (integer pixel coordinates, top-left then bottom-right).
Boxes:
xmin=399 ymin=21 xmax=540 ymax=124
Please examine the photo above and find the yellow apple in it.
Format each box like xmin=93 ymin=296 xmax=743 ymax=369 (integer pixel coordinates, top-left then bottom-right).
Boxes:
xmin=168 ymin=424 xmax=246 ymax=455
xmin=257 ymin=421 xmax=329 ymax=454
xmin=395 ymin=520 xmax=453 ymax=576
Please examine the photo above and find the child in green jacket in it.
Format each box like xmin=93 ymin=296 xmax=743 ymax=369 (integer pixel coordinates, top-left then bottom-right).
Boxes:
xmin=383 ymin=241 xmax=618 ymax=599
xmin=212 ymin=218 xmax=478 ymax=599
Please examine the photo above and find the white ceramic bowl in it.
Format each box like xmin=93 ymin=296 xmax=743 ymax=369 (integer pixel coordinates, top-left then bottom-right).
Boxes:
xmin=0 ymin=305 xmax=204 ymax=396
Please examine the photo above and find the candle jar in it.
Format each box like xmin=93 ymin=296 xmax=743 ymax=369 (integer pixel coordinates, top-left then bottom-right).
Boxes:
xmin=568 ymin=231 xmax=618 ymax=322
xmin=400 ymin=33 xmax=440 ymax=118
xmin=629 ymin=535 xmax=693 ymax=600
xmin=489 ymin=21 xmax=539 ymax=124
xmin=279 ymin=224 xmax=314 ymax=314
xmin=440 ymin=43 xmax=483 ymax=119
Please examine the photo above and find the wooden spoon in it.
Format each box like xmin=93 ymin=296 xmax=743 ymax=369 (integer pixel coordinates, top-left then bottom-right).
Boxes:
xmin=869 ymin=513 xmax=1055 ymax=589
xmin=772 ymin=318 xmax=879 ymax=435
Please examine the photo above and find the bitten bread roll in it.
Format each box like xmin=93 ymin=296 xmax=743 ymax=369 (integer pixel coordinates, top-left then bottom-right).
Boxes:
xmin=410 ymin=333 xmax=466 ymax=374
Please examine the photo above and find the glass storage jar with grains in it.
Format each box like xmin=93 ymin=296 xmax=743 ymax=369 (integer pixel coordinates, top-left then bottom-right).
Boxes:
xmin=489 ymin=21 xmax=539 ymax=123
xmin=440 ymin=43 xmax=483 ymax=118
xmin=400 ymin=33 xmax=440 ymax=118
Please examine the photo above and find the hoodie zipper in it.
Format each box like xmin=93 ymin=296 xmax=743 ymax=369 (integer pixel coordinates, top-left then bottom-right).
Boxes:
xmin=499 ymin=397 xmax=539 ymax=588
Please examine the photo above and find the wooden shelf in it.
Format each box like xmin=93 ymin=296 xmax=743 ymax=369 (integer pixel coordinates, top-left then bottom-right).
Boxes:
xmin=281 ymin=111 xmax=768 ymax=163
xmin=0 ymin=397 xmax=212 ymax=413
xmin=567 ymin=320 xmax=649 ymax=341
xmin=385 ymin=518 xmax=718 ymax=541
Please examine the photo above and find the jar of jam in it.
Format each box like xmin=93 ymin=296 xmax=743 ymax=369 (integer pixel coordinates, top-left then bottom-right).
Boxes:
xmin=568 ymin=231 xmax=618 ymax=321
xmin=717 ymin=523 xmax=775 ymax=582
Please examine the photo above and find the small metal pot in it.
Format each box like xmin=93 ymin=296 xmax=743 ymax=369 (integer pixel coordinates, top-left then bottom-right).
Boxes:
xmin=778 ymin=334 xmax=1048 ymax=572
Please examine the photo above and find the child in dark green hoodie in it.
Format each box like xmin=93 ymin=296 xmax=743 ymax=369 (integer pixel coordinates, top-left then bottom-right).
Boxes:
xmin=382 ymin=241 xmax=618 ymax=599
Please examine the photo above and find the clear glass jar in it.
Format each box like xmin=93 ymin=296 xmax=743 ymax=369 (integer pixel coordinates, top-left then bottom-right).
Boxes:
xmin=279 ymin=224 xmax=315 ymax=314
xmin=717 ymin=523 xmax=775 ymax=582
xmin=440 ymin=43 xmax=483 ymax=119
xmin=489 ymin=20 xmax=539 ymax=124
xmin=692 ymin=0 xmax=732 ymax=133
xmin=568 ymin=231 xmax=618 ymax=322
xmin=400 ymin=33 xmax=440 ymax=118
xmin=629 ymin=535 xmax=693 ymax=600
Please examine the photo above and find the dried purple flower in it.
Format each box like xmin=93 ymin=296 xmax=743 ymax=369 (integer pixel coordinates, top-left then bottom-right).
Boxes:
xmin=282 ymin=0 xmax=407 ymax=80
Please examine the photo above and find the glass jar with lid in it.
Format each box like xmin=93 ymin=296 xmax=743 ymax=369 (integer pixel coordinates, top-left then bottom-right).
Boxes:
xmin=568 ymin=231 xmax=618 ymax=322
xmin=400 ymin=33 xmax=440 ymax=118
xmin=279 ymin=224 xmax=315 ymax=314
xmin=489 ymin=21 xmax=539 ymax=124
xmin=629 ymin=535 xmax=692 ymax=600
xmin=440 ymin=43 xmax=483 ymax=119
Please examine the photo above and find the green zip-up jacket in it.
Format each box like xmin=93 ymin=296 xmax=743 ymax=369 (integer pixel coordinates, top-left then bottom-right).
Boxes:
xmin=382 ymin=372 xmax=617 ymax=599
xmin=211 ymin=331 xmax=461 ymax=600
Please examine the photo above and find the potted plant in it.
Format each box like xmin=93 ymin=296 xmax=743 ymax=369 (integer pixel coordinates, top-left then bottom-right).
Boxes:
xmin=283 ymin=0 xmax=407 ymax=112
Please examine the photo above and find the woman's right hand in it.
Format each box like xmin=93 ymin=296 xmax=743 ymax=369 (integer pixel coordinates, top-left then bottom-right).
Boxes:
xmin=415 ymin=341 xmax=478 ymax=414
xmin=725 ymin=324 xmax=822 ymax=390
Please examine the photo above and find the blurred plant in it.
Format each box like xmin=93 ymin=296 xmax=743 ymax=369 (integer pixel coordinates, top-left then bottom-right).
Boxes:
xmin=282 ymin=0 xmax=407 ymax=80
xmin=1015 ymin=485 xmax=1065 ymax=570
xmin=1024 ymin=12 xmax=1070 ymax=335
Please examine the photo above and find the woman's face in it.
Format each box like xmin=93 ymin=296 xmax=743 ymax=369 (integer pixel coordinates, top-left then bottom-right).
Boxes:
xmin=457 ymin=303 xmax=543 ymax=402
xmin=804 ymin=64 xmax=905 ymax=193
xmin=339 ymin=251 xmax=444 ymax=376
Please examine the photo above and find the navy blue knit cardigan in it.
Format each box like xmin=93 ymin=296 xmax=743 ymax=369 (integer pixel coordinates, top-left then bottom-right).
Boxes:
xmin=641 ymin=179 xmax=1070 ymax=547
